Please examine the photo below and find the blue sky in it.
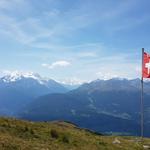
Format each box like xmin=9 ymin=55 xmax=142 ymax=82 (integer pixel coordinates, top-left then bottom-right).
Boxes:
xmin=0 ymin=0 xmax=150 ymax=84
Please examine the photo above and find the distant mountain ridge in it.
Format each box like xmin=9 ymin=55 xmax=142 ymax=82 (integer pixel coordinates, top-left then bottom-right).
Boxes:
xmin=20 ymin=78 xmax=150 ymax=137
xmin=1 ymin=72 xmax=150 ymax=136
xmin=0 ymin=72 xmax=68 ymax=116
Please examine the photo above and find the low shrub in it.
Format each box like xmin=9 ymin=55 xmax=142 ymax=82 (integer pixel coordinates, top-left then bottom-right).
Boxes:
xmin=62 ymin=134 xmax=70 ymax=143
xmin=50 ymin=129 xmax=59 ymax=139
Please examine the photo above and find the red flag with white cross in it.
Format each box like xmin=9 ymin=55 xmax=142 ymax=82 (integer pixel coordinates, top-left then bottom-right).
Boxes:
xmin=143 ymin=51 xmax=150 ymax=78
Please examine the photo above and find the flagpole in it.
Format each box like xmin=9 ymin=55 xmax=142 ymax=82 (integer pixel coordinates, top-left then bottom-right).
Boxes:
xmin=141 ymin=48 xmax=144 ymax=138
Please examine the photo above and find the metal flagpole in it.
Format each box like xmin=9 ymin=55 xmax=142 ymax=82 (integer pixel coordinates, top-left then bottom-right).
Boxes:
xmin=141 ymin=48 xmax=144 ymax=138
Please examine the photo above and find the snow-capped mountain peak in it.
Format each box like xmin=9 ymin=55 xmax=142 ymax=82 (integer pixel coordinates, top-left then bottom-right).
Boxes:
xmin=1 ymin=71 xmax=43 ymax=83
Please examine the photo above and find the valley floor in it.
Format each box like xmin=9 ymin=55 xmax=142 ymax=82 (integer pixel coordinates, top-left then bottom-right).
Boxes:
xmin=0 ymin=117 xmax=150 ymax=150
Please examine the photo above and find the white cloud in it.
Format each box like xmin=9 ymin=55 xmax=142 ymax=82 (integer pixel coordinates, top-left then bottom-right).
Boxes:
xmin=0 ymin=0 xmax=147 ymax=49
xmin=42 ymin=60 xmax=71 ymax=69
xmin=57 ymin=77 xmax=86 ymax=85
xmin=0 ymin=1 xmax=96 ymax=47
xmin=0 ymin=15 xmax=36 ymax=44
xmin=96 ymin=72 xmax=118 ymax=80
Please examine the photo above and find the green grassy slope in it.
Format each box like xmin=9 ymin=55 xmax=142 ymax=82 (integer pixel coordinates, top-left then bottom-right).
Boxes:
xmin=0 ymin=117 xmax=149 ymax=150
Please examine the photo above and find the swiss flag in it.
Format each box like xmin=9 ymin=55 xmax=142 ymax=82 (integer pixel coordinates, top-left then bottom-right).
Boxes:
xmin=143 ymin=52 xmax=150 ymax=78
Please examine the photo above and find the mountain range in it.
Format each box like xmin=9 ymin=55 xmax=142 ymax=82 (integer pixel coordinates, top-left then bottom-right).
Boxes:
xmin=0 ymin=72 xmax=150 ymax=136
xmin=19 ymin=77 xmax=150 ymax=137
xmin=0 ymin=72 xmax=68 ymax=116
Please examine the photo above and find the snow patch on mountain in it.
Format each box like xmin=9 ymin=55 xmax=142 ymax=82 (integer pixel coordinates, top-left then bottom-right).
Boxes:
xmin=1 ymin=71 xmax=44 ymax=84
